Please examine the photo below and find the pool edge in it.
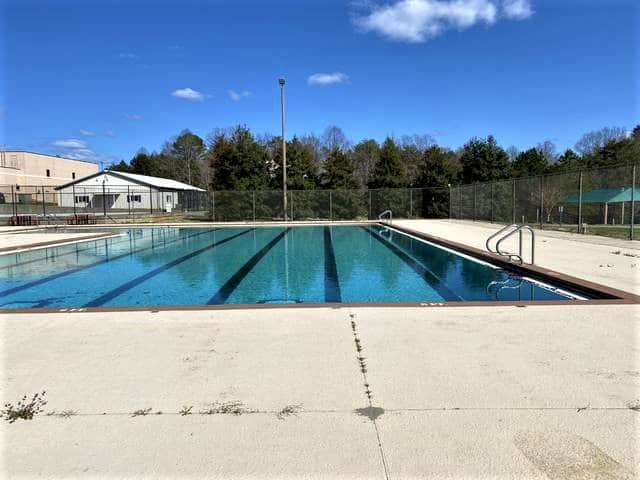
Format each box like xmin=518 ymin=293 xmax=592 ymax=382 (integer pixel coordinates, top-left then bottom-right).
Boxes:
xmin=384 ymin=222 xmax=640 ymax=304
xmin=1 ymin=221 xmax=638 ymax=314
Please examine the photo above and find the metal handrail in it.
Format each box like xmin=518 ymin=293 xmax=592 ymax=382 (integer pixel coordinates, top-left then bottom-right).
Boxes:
xmin=485 ymin=224 xmax=518 ymax=253
xmin=378 ymin=210 xmax=393 ymax=223
xmin=496 ymin=225 xmax=535 ymax=265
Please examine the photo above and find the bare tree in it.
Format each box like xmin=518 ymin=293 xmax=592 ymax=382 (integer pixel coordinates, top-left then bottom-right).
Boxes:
xmin=575 ymin=127 xmax=627 ymax=156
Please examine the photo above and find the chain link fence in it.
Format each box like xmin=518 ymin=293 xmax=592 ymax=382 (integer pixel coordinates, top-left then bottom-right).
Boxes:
xmin=1 ymin=185 xmax=451 ymax=224
xmin=0 ymin=184 xmax=209 ymax=224
xmin=450 ymin=164 xmax=639 ymax=240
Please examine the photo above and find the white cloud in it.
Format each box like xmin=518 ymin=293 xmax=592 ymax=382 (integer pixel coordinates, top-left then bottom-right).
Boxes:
xmin=118 ymin=52 xmax=137 ymax=59
xmin=62 ymin=148 xmax=97 ymax=161
xmin=307 ymin=72 xmax=349 ymax=86
xmin=80 ymin=129 xmax=96 ymax=137
xmin=228 ymin=90 xmax=252 ymax=101
xmin=125 ymin=113 xmax=143 ymax=120
xmin=51 ymin=138 xmax=117 ymax=164
xmin=106 ymin=130 xmax=116 ymax=138
xmin=502 ymin=0 xmax=533 ymax=19
xmin=355 ymin=0 xmax=532 ymax=43
xmin=51 ymin=139 xmax=87 ymax=149
xmin=171 ymin=87 xmax=206 ymax=102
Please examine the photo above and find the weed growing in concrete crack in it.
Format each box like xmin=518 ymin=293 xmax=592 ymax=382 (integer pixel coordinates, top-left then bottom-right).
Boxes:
xmin=276 ymin=404 xmax=302 ymax=420
xmin=627 ymin=400 xmax=640 ymax=411
xmin=199 ymin=401 xmax=254 ymax=416
xmin=59 ymin=409 xmax=77 ymax=418
xmin=349 ymin=316 xmax=375 ymax=400
xmin=1 ymin=391 xmax=47 ymax=423
xmin=180 ymin=406 xmax=193 ymax=416
xmin=131 ymin=408 xmax=152 ymax=417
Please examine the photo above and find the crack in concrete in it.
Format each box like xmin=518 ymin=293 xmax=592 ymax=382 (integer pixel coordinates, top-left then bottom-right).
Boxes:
xmin=349 ymin=313 xmax=390 ymax=480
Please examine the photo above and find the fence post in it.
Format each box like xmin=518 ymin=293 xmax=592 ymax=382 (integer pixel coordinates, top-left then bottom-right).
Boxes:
xmin=368 ymin=190 xmax=372 ymax=220
xmin=458 ymin=187 xmax=462 ymax=219
xmin=102 ymin=182 xmax=107 ymax=219
xmin=211 ymin=190 xmax=215 ymax=222
xmin=329 ymin=191 xmax=333 ymax=221
xmin=41 ymin=185 xmax=46 ymax=219
xmin=631 ymin=165 xmax=636 ymax=241
xmin=149 ymin=186 xmax=153 ymax=215
xmin=512 ymin=179 xmax=516 ymax=224
xmin=448 ymin=186 xmax=452 ymax=219
xmin=490 ymin=182 xmax=494 ymax=223
xmin=578 ymin=172 xmax=583 ymax=233
xmin=409 ymin=189 xmax=413 ymax=218
xmin=252 ymin=191 xmax=256 ymax=222
xmin=473 ymin=183 xmax=477 ymax=221
xmin=10 ymin=184 xmax=16 ymax=217
xmin=290 ymin=191 xmax=294 ymax=221
xmin=127 ymin=186 xmax=131 ymax=218
xmin=72 ymin=184 xmax=77 ymax=216
xmin=539 ymin=175 xmax=544 ymax=229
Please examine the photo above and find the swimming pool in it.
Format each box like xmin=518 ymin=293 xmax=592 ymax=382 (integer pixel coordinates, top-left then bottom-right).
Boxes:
xmin=0 ymin=225 xmax=594 ymax=310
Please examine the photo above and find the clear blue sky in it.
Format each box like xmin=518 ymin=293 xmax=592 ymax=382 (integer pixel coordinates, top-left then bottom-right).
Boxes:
xmin=1 ymin=0 xmax=638 ymax=165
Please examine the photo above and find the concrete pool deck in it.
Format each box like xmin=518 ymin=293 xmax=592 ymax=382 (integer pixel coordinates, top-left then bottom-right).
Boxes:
xmin=0 ymin=229 xmax=119 ymax=253
xmin=0 ymin=219 xmax=638 ymax=478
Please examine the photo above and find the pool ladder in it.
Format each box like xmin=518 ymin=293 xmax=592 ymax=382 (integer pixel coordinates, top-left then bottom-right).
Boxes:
xmin=486 ymin=224 xmax=535 ymax=265
xmin=378 ymin=210 xmax=393 ymax=223
xmin=486 ymin=275 xmax=525 ymax=300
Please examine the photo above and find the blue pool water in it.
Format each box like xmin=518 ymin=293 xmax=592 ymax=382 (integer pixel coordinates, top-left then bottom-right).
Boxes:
xmin=0 ymin=225 xmax=587 ymax=309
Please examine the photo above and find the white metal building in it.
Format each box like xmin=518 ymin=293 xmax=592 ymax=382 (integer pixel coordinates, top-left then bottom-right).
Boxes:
xmin=55 ymin=170 xmax=205 ymax=212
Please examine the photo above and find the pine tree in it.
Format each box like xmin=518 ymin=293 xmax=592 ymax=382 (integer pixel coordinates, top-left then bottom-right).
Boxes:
xmin=210 ymin=126 xmax=270 ymax=191
xmin=368 ymin=138 xmax=406 ymax=188
xmin=511 ymin=148 xmax=549 ymax=177
xmin=321 ymin=148 xmax=359 ymax=189
xmin=459 ymin=135 xmax=511 ymax=183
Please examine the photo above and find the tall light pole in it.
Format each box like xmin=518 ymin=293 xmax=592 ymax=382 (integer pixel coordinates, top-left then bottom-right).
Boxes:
xmin=279 ymin=77 xmax=287 ymax=221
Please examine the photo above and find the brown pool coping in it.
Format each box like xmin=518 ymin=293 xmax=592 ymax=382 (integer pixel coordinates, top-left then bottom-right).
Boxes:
xmin=1 ymin=221 xmax=638 ymax=315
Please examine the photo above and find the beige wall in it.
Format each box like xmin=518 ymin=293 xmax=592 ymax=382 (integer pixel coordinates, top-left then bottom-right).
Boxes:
xmin=0 ymin=151 xmax=99 ymax=188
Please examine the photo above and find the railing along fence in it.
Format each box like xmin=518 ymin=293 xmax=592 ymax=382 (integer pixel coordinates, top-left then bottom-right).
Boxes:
xmin=449 ymin=163 xmax=638 ymax=240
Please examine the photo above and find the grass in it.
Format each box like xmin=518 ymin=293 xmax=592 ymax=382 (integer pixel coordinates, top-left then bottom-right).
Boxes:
xmin=179 ymin=405 xmax=193 ymax=416
xmin=542 ymin=224 xmax=639 ymax=241
xmin=131 ymin=408 xmax=152 ymax=417
xmin=1 ymin=392 xmax=47 ymax=423
xmin=199 ymin=401 xmax=254 ymax=416
xmin=276 ymin=404 xmax=302 ymax=420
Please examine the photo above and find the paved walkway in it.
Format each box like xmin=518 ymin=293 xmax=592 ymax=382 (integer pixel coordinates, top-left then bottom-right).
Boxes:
xmin=1 ymin=306 xmax=637 ymax=478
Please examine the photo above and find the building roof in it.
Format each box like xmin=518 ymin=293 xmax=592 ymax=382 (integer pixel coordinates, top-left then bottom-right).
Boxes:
xmin=55 ymin=170 xmax=206 ymax=192
xmin=562 ymin=187 xmax=638 ymax=204
xmin=2 ymin=150 xmax=100 ymax=166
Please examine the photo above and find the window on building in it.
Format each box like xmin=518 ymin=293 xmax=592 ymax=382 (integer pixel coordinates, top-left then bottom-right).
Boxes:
xmin=74 ymin=195 xmax=90 ymax=203
xmin=72 ymin=172 xmax=76 ymax=179
xmin=166 ymin=195 xmax=171 ymax=202
xmin=127 ymin=194 xmax=142 ymax=203
xmin=46 ymin=169 xmax=50 ymax=177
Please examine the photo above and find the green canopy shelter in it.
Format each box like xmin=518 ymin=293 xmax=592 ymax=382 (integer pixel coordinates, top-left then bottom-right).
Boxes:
xmin=562 ymin=187 xmax=638 ymax=224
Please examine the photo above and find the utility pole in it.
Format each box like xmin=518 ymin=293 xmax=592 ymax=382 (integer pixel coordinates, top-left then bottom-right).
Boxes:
xmin=279 ymin=78 xmax=287 ymax=221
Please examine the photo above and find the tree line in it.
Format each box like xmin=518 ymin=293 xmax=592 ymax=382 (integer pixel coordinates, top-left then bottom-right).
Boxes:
xmin=110 ymin=124 xmax=640 ymax=192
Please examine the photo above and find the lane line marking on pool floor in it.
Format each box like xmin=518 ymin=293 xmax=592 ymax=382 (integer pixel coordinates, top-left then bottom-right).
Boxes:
xmin=208 ymin=228 xmax=291 ymax=305
xmin=83 ymin=228 xmax=255 ymax=308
